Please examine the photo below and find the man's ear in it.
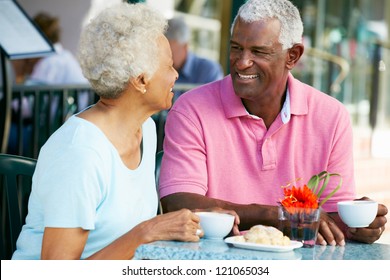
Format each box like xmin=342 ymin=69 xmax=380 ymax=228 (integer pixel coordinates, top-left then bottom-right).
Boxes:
xmin=131 ymin=73 xmax=148 ymax=94
xmin=286 ymin=43 xmax=304 ymax=70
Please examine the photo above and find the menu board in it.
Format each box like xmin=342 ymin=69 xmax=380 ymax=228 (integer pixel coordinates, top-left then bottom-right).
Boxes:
xmin=0 ymin=0 xmax=54 ymax=59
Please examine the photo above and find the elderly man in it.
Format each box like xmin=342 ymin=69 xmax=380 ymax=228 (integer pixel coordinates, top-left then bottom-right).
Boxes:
xmin=159 ymin=0 xmax=387 ymax=246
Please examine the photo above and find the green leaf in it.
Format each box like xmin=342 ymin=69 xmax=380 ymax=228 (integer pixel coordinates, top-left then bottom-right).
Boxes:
xmin=308 ymin=171 xmax=327 ymax=195
xmin=316 ymin=172 xmax=331 ymax=197
xmin=307 ymin=175 xmax=319 ymax=192
xmin=319 ymin=176 xmax=343 ymax=207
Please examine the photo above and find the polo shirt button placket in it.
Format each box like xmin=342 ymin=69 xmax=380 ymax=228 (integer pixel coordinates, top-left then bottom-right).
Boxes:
xmin=261 ymin=137 xmax=276 ymax=170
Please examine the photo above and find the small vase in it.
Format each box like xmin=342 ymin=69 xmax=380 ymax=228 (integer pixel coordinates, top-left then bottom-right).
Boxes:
xmin=278 ymin=206 xmax=321 ymax=248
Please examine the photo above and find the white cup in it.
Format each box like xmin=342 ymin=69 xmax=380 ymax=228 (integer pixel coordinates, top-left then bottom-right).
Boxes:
xmin=196 ymin=212 xmax=234 ymax=240
xmin=337 ymin=200 xmax=378 ymax=228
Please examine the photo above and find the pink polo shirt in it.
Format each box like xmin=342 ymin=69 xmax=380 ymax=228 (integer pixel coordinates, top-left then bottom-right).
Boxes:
xmin=159 ymin=74 xmax=356 ymax=212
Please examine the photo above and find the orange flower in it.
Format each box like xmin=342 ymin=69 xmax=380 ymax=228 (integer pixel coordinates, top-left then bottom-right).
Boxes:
xmin=281 ymin=185 xmax=319 ymax=211
xmin=280 ymin=171 xmax=342 ymax=214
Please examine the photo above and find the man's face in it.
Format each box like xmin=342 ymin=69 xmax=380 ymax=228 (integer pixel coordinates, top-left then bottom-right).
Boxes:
xmin=168 ymin=39 xmax=188 ymax=71
xmin=229 ymin=18 xmax=289 ymax=101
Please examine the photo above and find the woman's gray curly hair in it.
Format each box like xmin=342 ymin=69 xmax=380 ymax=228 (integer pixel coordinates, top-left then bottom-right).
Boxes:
xmin=78 ymin=3 xmax=167 ymax=98
xmin=231 ymin=0 xmax=303 ymax=50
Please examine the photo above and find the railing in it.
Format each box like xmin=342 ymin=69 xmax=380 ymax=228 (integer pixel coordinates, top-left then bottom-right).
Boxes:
xmin=304 ymin=47 xmax=350 ymax=96
xmin=0 ymin=83 xmax=199 ymax=158
xmin=3 ymin=84 xmax=96 ymax=158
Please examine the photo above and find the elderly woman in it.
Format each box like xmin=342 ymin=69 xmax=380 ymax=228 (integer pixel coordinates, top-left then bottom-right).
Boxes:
xmin=12 ymin=3 xmax=213 ymax=260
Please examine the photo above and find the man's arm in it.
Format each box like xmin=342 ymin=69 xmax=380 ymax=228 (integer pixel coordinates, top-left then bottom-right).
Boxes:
xmin=161 ymin=192 xmax=279 ymax=230
xmin=162 ymin=193 xmax=389 ymax=246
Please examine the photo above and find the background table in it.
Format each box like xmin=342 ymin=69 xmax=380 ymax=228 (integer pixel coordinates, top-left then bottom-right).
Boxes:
xmin=134 ymin=239 xmax=390 ymax=260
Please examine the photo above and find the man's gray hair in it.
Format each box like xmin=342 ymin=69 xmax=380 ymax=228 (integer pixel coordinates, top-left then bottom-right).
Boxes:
xmin=165 ymin=17 xmax=190 ymax=44
xmin=78 ymin=3 xmax=167 ymax=98
xmin=231 ymin=0 xmax=303 ymax=49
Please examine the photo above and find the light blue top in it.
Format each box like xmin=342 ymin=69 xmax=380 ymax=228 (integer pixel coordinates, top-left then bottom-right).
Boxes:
xmin=12 ymin=114 xmax=157 ymax=259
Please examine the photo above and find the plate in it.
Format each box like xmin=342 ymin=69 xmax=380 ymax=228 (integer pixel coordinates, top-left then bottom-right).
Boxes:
xmin=224 ymin=236 xmax=303 ymax=252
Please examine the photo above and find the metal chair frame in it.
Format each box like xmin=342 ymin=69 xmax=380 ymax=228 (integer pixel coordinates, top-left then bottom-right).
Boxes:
xmin=0 ymin=153 xmax=36 ymax=259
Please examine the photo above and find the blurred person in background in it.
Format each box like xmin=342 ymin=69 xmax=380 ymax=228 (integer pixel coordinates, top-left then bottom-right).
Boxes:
xmin=152 ymin=16 xmax=225 ymax=151
xmin=8 ymin=12 xmax=89 ymax=156
xmin=23 ymin=12 xmax=87 ymax=85
xmin=165 ymin=16 xmax=224 ymax=100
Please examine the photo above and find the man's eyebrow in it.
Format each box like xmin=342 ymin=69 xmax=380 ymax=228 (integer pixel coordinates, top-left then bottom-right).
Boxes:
xmin=254 ymin=47 xmax=280 ymax=55
xmin=230 ymin=42 xmax=273 ymax=51
xmin=252 ymin=45 xmax=273 ymax=51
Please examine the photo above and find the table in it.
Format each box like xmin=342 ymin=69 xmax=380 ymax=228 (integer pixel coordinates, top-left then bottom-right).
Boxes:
xmin=134 ymin=239 xmax=390 ymax=260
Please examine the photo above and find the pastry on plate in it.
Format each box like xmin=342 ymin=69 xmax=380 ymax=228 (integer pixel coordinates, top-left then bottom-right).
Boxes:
xmin=243 ymin=225 xmax=290 ymax=246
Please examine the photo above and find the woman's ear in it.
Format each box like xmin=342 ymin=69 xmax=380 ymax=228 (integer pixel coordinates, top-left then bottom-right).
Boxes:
xmin=286 ymin=43 xmax=304 ymax=70
xmin=131 ymin=73 xmax=148 ymax=94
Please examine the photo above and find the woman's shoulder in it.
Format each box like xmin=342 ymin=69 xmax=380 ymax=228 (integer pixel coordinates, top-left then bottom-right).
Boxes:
xmin=40 ymin=116 xmax=115 ymax=163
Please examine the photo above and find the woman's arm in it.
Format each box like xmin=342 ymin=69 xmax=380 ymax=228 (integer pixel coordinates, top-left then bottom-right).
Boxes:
xmin=41 ymin=209 xmax=203 ymax=260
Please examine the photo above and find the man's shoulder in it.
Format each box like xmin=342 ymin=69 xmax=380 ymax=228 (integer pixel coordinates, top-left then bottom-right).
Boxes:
xmin=177 ymin=79 xmax=221 ymax=99
xmin=290 ymin=75 xmax=345 ymax=106
xmin=172 ymin=79 xmax=225 ymax=111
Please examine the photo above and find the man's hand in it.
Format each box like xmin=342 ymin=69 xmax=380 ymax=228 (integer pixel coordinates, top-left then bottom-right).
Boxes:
xmin=316 ymin=211 xmax=346 ymax=246
xmin=317 ymin=197 xmax=388 ymax=245
xmin=344 ymin=197 xmax=388 ymax=244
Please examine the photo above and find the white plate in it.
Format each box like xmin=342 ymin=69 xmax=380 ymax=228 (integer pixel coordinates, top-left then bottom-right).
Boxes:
xmin=224 ymin=236 xmax=303 ymax=252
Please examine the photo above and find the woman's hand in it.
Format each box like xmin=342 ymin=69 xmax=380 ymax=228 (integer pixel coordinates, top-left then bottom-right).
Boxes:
xmin=139 ymin=208 xmax=204 ymax=243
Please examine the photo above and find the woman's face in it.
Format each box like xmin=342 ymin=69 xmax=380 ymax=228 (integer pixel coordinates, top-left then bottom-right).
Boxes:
xmin=146 ymin=35 xmax=178 ymax=111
